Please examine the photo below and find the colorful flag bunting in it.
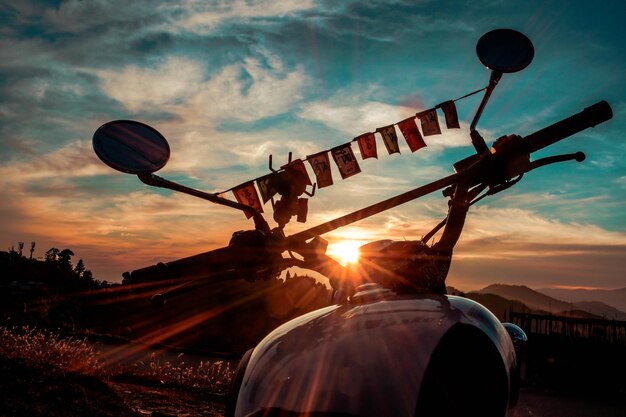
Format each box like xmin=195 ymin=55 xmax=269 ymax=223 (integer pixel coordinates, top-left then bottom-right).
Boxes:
xmin=307 ymin=151 xmax=334 ymax=188
xmin=232 ymin=182 xmax=264 ymax=219
xmin=224 ymin=94 xmax=466 ymax=204
xmin=397 ymin=117 xmax=426 ymax=152
xmin=281 ymin=159 xmax=312 ymax=186
xmin=418 ymin=109 xmax=442 ymax=136
xmin=377 ymin=125 xmax=401 ymax=155
xmin=438 ymin=100 xmax=460 ymax=129
xmin=356 ymin=132 xmax=378 ymax=160
xmin=331 ymin=144 xmax=361 ymax=179
xmin=256 ymin=174 xmax=278 ymax=203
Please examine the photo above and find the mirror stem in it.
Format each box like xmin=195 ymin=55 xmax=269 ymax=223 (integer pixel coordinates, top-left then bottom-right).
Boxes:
xmin=137 ymin=173 xmax=261 ymax=218
xmin=469 ymin=70 xmax=502 ymax=153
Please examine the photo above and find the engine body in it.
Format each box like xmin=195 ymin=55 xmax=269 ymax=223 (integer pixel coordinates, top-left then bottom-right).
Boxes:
xmin=230 ymin=288 xmax=518 ymax=417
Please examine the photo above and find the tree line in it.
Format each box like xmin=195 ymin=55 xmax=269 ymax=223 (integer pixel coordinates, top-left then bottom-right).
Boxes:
xmin=1 ymin=242 xmax=105 ymax=293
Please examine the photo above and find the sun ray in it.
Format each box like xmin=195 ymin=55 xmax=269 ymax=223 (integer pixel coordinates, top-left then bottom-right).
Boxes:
xmin=326 ymin=240 xmax=363 ymax=266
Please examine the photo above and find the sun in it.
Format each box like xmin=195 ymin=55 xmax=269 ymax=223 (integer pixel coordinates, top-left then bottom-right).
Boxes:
xmin=327 ymin=240 xmax=362 ymax=266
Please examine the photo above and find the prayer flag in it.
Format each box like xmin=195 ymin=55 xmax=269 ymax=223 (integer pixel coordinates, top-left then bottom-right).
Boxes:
xmin=307 ymin=151 xmax=334 ymax=188
xmin=297 ymin=198 xmax=308 ymax=223
xmin=331 ymin=143 xmax=361 ymax=179
xmin=256 ymin=174 xmax=278 ymax=203
xmin=281 ymin=159 xmax=312 ymax=186
xmin=356 ymin=132 xmax=378 ymax=160
xmin=438 ymin=100 xmax=460 ymax=129
xmin=397 ymin=117 xmax=426 ymax=152
xmin=418 ymin=109 xmax=442 ymax=136
xmin=377 ymin=125 xmax=401 ymax=155
xmin=232 ymin=182 xmax=264 ymax=219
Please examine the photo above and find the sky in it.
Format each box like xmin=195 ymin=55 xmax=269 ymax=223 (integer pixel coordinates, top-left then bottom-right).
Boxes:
xmin=1 ymin=0 xmax=624 ymax=291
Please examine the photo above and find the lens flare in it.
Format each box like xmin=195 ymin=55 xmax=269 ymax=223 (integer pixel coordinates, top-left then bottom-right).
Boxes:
xmin=327 ymin=240 xmax=362 ymax=266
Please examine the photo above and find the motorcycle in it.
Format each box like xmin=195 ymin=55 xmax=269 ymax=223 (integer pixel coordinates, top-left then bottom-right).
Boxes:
xmin=93 ymin=29 xmax=613 ymax=417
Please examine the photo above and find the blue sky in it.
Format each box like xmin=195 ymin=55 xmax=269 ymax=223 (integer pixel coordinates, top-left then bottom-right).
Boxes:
xmin=1 ymin=0 xmax=624 ymax=290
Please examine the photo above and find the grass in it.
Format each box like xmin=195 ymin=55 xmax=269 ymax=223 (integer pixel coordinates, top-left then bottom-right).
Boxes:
xmin=0 ymin=326 xmax=136 ymax=417
xmin=0 ymin=326 xmax=102 ymax=375
xmin=120 ymin=352 xmax=234 ymax=393
xmin=0 ymin=326 xmax=234 ymax=394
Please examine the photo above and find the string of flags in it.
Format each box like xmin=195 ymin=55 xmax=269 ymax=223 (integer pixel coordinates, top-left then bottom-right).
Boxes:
xmin=226 ymin=92 xmax=475 ymax=221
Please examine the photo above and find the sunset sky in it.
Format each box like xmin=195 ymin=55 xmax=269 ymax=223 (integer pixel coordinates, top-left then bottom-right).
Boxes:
xmin=1 ymin=1 xmax=624 ymax=291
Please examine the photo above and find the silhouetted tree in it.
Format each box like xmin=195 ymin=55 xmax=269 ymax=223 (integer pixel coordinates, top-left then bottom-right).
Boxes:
xmin=82 ymin=270 xmax=93 ymax=281
xmin=57 ymin=249 xmax=74 ymax=270
xmin=45 ymin=248 xmax=60 ymax=262
xmin=18 ymin=242 xmax=24 ymax=257
xmin=74 ymin=259 xmax=85 ymax=278
xmin=29 ymin=242 xmax=35 ymax=259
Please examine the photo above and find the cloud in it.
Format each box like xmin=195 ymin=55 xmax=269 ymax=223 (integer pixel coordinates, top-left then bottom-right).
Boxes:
xmin=458 ymin=205 xmax=626 ymax=252
xmin=179 ymin=56 xmax=308 ymax=123
xmin=301 ymin=99 xmax=415 ymax=135
xmin=448 ymin=245 xmax=626 ymax=291
xmin=96 ymin=53 xmax=308 ymax=123
xmin=97 ymin=57 xmax=205 ymax=112
xmin=170 ymin=0 xmax=317 ymax=34
xmin=445 ymin=205 xmax=626 ymax=289
xmin=162 ymin=127 xmax=321 ymax=178
xmin=0 ymin=140 xmax=108 ymax=182
xmin=41 ymin=0 xmax=163 ymax=34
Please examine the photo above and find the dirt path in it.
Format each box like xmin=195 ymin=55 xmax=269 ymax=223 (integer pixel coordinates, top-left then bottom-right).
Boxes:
xmin=93 ymin=340 xmax=234 ymax=417
xmin=106 ymin=386 xmax=626 ymax=417
xmin=108 ymin=382 xmax=225 ymax=417
xmin=106 ymin=383 xmax=626 ymax=417
xmin=511 ymin=388 xmax=626 ymax=417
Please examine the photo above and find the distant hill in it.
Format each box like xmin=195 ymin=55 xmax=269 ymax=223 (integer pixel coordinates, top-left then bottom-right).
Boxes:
xmin=474 ymin=284 xmax=626 ymax=321
xmin=476 ymin=284 xmax=571 ymax=313
xmin=569 ymin=301 xmax=626 ymax=321
xmin=464 ymin=292 xmax=531 ymax=321
xmin=538 ymin=287 xmax=626 ymax=313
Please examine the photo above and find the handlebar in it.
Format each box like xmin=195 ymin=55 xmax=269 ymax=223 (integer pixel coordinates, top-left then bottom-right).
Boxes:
xmin=524 ymin=101 xmax=612 ymax=153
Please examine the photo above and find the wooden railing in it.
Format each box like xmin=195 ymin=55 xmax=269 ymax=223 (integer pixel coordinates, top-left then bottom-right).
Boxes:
xmin=508 ymin=312 xmax=626 ymax=345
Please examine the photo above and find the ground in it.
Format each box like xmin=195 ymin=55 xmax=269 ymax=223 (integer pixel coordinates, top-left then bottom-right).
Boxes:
xmin=3 ymin=357 xmax=624 ymax=417
xmin=1 ymin=331 xmax=624 ymax=417
xmin=0 ymin=355 xmax=225 ymax=417
xmin=108 ymin=382 xmax=224 ymax=417
xmin=512 ymin=388 xmax=626 ymax=417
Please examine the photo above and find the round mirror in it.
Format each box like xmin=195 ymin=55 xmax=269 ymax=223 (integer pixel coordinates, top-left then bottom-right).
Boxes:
xmin=93 ymin=120 xmax=170 ymax=174
xmin=476 ymin=29 xmax=534 ymax=73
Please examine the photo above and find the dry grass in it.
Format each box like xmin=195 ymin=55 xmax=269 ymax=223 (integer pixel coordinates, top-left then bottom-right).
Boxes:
xmin=127 ymin=352 xmax=234 ymax=393
xmin=0 ymin=326 xmax=102 ymax=375
xmin=0 ymin=326 xmax=234 ymax=393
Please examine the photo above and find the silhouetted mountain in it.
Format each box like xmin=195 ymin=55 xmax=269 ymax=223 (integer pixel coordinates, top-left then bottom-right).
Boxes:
xmin=476 ymin=284 xmax=571 ymax=313
xmin=475 ymin=284 xmax=626 ymax=320
xmin=463 ymin=292 xmax=531 ymax=321
xmin=570 ymin=301 xmax=626 ymax=321
xmin=538 ymin=287 xmax=626 ymax=313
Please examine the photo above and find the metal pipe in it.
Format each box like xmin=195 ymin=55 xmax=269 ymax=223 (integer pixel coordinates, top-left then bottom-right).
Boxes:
xmin=288 ymin=172 xmax=459 ymax=243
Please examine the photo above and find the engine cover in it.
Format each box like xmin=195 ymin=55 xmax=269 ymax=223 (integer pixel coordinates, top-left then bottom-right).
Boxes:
xmin=232 ymin=292 xmax=517 ymax=417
